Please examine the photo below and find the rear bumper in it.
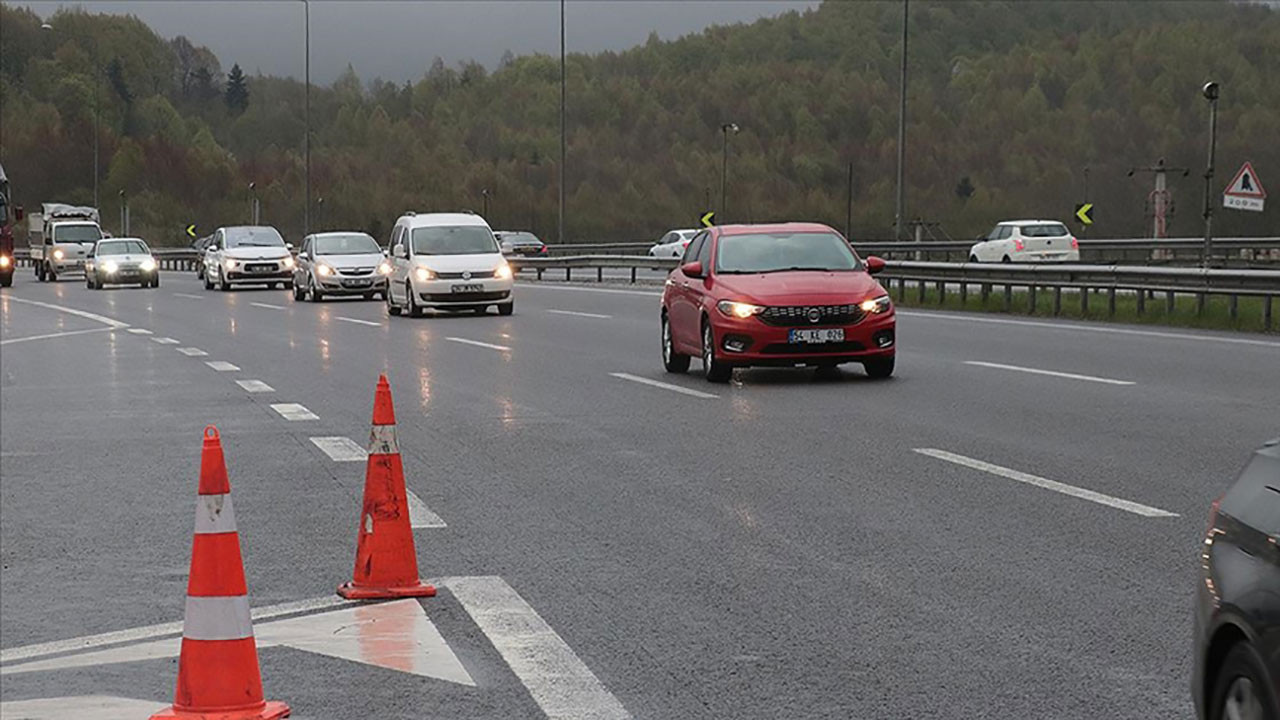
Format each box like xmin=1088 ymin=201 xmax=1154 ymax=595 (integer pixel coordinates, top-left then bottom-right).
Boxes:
xmin=1012 ymin=250 xmax=1080 ymax=262
xmin=709 ymin=311 xmax=896 ymax=366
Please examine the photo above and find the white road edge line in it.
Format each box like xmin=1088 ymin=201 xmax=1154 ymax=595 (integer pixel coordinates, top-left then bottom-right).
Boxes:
xmin=914 ymin=448 xmax=1179 ymax=518
xmin=337 ymin=316 xmax=382 ymax=327
xmin=0 ymin=327 xmax=114 ymax=346
xmin=235 ymin=380 xmax=274 ymax=393
xmin=4 ymin=296 xmax=129 ymax=329
xmin=609 ymin=372 xmax=718 ymax=399
xmin=446 ymin=336 xmax=511 ymax=351
xmin=547 ymin=309 xmax=613 ymax=319
xmin=176 ymin=347 xmax=208 ymax=357
xmin=270 ymin=403 xmax=319 ymax=421
xmin=0 ymin=595 xmax=356 ymax=666
xmin=900 ymin=309 xmax=1280 ymax=348
xmin=964 ymin=361 xmax=1135 ymax=386
xmin=250 ymin=302 xmax=285 ymax=310
xmin=444 ymin=576 xmax=631 ymax=720
xmin=205 ymin=361 xmax=240 ymax=372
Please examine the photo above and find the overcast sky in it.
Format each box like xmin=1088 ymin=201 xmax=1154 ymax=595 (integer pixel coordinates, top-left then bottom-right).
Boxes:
xmin=20 ymin=1 xmax=821 ymax=84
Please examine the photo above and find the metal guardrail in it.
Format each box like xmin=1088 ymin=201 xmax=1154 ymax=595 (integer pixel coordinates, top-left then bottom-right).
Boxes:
xmin=11 ymin=248 xmax=203 ymax=272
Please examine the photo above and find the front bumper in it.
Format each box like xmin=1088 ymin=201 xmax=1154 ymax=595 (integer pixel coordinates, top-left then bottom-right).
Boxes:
xmin=709 ymin=310 xmax=896 ymax=366
xmin=316 ymin=274 xmax=388 ymax=295
xmin=94 ymin=267 xmax=157 ymax=284
xmin=416 ymin=277 xmax=514 ymax=307
xmin=51 ymin=259 xmax=87 ymax=273
xmin=225 ymin=269 xmax=292 ymax=283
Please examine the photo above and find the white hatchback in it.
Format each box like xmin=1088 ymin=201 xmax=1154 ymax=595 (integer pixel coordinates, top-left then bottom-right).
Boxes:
xmin=385 ymin=212 xmax=514 ymax=317
xmin=969 ymin=220 xmax=1080 ymax=263
xmin=649 ymin=229 xmax=699 ymax=258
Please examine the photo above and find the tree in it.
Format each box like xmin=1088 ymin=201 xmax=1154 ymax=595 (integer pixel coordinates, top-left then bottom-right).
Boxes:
xmin=224 ymin=63 xmax=249 ymax=114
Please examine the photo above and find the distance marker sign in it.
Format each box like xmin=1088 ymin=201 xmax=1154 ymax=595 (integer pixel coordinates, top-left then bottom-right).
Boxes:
xmin=1222 ymin=161 xmax=1265 ymax=212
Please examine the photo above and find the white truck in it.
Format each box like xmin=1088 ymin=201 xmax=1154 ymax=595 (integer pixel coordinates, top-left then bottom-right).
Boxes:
xmin=29 ymin=203 xmax=103 ymax=281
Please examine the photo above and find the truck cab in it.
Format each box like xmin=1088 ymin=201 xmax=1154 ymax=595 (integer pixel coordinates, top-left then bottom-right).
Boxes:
xmin=30 ymin=204 xmax=103 ymax=281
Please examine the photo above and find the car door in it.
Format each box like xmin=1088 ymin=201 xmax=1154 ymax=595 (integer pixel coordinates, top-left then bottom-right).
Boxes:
xmin=669 ymin=231 xmax=707 ymax=348
xmin=295 ymin=237 xmax=313 ymax=286
xmin=388 ymin=225 xmax=409 ymax=301
xmin=206 ymin=231 xmax=223 ymax=277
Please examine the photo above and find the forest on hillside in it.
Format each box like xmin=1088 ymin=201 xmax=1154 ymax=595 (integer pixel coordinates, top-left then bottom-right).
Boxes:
xmin=1 ymin=0 xmax=1277 ymax=245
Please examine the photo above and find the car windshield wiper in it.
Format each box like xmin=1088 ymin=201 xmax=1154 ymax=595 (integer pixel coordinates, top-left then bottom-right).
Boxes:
xmin=756 ymin=266 xmax=840 ymax=274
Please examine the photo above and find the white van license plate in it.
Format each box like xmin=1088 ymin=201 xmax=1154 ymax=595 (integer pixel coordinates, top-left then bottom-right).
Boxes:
xmin=788 ymin=328 xmax=844 ymax=344
xmin=451 ymin=284 xmax=484 ymax=293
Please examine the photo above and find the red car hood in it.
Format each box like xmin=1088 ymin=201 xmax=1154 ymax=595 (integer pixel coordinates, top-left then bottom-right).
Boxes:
xmin=714 ymin=271 xmax=884 ymax=305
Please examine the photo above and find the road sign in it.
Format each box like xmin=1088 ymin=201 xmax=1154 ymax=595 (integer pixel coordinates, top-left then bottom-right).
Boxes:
xmin=185 ymin=224 xmax=198 ymax=238
xmin=700 ymin=211 xmax=715 ymax=228
xmin=1222 ymin=161 xmax=1265 ymax=212
xmin=1074 ymin=203 xmax=1094 ymax=225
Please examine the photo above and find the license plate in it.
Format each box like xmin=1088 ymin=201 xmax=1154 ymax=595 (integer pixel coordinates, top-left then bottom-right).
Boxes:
xmin=343 ymin=279 xmax=371 ymax=288
xmin=788 ymin=328 xmax=845 ymax=344
xmin=451 ymin=284 xmax=484 ymax=293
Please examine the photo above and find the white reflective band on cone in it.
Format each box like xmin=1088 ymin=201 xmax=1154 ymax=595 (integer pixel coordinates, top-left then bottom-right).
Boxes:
xmin=182 ymin=596 xmax=254 ymax=641
xmin=368 ymin=424 xmax=399 ymax=455
xmin=193 ymin=494 xmax=237 ymax=535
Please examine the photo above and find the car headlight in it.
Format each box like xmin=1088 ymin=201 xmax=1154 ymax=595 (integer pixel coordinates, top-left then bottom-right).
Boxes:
xmin=53 ymin=249 xmax=65 ymax=260
xmin=225 ymin=259 xmax=237 ymax=270
xmin=414 ymin=267 xmax=435 ymax=282
xmin=377 ymin=262 xmax=392 ymax=275
xmin=316 ymin=264 xmax=333 ymax=276
xmin=103 ymin=260 xmax=119 ymax=274
xmin=493 ymin=263 xmax=512 ymax=280
xmin=0 ymin=256 xmax=11 ymax=268
xmin=716 ymin=300 xmax=765 ymax=319
xmin=282 ymin=256 xmax=295 ymax=268
xmin=140 ymin=258 xmax=156 ymax=272
xmin=860 ymin=295 xmax=892 ymax=314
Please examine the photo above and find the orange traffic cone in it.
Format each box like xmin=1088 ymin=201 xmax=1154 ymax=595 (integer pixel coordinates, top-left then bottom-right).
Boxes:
xmin=337 ymin=374 xmax=436 ymax=599
xmin=151 ymin=426 xmax=290 ymax=720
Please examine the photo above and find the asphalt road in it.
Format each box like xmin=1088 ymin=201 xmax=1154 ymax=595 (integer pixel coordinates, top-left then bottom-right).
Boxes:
xmin=2 ymin=269 xmax=1277 ymax=719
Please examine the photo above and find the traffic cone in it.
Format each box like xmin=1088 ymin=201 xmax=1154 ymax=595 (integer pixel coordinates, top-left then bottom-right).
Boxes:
xmin=337 ymin=374 xmax=436 ymax=599
xmin=151 ymin=426 xmax=290 ymax=720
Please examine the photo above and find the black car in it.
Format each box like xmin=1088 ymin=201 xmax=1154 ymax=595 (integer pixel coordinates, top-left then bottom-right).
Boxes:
xmin=496 ymin=230 xmax=548 ymax=257
xmin=1194 ymin=438 xmax=1280 ymax=720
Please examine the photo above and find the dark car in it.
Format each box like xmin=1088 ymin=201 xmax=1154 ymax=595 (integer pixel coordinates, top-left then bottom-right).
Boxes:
xmin=496 ymin=231 xmax=548 ymax=257
xmin=1194 ymin=438 xmax=1280 ymax=720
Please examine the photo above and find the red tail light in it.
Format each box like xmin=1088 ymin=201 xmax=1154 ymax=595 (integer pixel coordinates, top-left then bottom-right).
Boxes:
xmin=1013 ymin=238 xmax=1025 ymax=251
xmin=682 ymin=240 xmax=691 ymax=247
xmin=1070 ymin=237 xmax=1079 ymax=249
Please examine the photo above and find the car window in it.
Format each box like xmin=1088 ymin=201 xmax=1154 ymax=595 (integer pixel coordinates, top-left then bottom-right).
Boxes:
xmin=390 ymin=227 xmax=403 ymax=253
xmin=225 ymin=226 xmax=285 ymax=248
xmin=1019 ymin=223 xmax=1070 ymax=237
xmin=97 ymin=240 xmax=148 ymax=255
xmin=682 ymin=233 xmax=706 ymax=264
xmin=54 ymin=224 xmax=103 ymax=243
xmin=696 ymin=233 xmax=713 ymax=268
xmin=660 ymin=232 xmax=675 ymax=245
xmin=410 ymin=225 xmax=499 ymax=255
xmin=716 ymin=232 xmax=860 ymax=274
xmin=314 ymin=234 xmax=380 ymax=255
xmin=997 ymin=226 xmax=1013 ymax=240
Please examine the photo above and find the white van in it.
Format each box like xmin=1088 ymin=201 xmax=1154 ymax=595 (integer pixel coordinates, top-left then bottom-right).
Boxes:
xmin=385 ymin=212 xmax=514 ymax=317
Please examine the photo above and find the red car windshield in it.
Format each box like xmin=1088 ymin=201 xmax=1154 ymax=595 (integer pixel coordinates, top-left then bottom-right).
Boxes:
xmin=716 ymin=232 xmax=860 ymax=274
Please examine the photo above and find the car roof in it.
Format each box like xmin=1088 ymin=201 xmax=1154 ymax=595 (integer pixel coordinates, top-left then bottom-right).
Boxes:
xmin=715 ymin=222 xmax=838 ymax=236
xmin=98 ymin=237 xmax=147 ymax=243
xmin=998 ymin=219 xmax=1064 ymax=225
xmin=400 ymin=212 xmax=490 ymax=229
xmin=308 ymin=231 xmax=373 ymax=238
xmin=221 ymin=225 xmax=280 ymax=231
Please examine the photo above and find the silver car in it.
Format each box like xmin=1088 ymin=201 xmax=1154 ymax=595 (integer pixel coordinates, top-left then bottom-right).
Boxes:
xmin=292 ymin=232 xmax=391 ymax=302
xmin=85 ymin=238 xmax=159 ymax=289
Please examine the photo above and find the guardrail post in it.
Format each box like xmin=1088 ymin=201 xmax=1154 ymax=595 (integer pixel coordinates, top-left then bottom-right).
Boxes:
xmin=597 ymin=267 xmax=603 ymax=283
xmin=1136 ymin=288 xmax=1146 ymax=316
xmin=981 ymin=283 xmax=990 ymax=305
xmin=1167 ymin=291 xmax=1176 ymax=315
xmin=1265 ymin=296 xmax=1273 ymax=331
xmin=936 ymin=281 xmax=945 ymax=305
xmin=1003 ymin=283 xmax=1012 ymax=311
xmin=959 ymin=282 xmax=968 ymax=306
xmin=917 ymin=279 xmax=926 ymax=303
xmin=565 ymin=267 xmax=571 ymax=282
xmin=631 ymin=268 xmax=637 ymax=284
xmin=1107 ymin=287 xmax=1117 ymax=317
xmin=1197 ymin=292 xmax=1206 ymax=316
xmin=1228 ymin=294 xmax=1238 ymax=320
xmin=896 ymin=278 xmax=905 ymax=301
xmin=1081 ymin=286 xmax=1090 ymax=315
xmin=1028 ymin=284 xmax=1037 ymax=314
xmin=537 ymin=268 xmax=544 ymax=280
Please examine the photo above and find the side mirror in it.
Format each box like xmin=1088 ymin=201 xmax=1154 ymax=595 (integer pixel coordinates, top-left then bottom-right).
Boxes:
xmin=681 ymin=260 xmax=704 ymax=278
xmin=13 ymin=206 xmax=23 ymax=222
xmin=394 ymin=246 xmax=408 ymax=259
xmin=286 ymin=242 xmax=295 ymax=252
xmin=865 ymin=256 xmax=885 ymax=275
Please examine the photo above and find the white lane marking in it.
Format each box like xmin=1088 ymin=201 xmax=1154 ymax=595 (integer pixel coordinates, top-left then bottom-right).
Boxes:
xmin=517 ymin=282 xmax=661 ymax=298
xmin=964 ymin=361 xmax=1136 ymax=386
xmin=0 ymin=695 xmax=163 ymax=719
xmin=445 ymin=576 xmax=631 ymax=720
xmin=173 ymin=292 xmax=204 ymax=300
xmin=0 ymin=327 xmax=113 ymax=346
xmin=126 ymin=328 xmax=152 ymax=335
xmin=310 ymin=436 xmax=366 ymax=462
xmin=205 ymin=360 xmax=240 ymax=372
xmin=270 ymin=403 xmax=318 ymax=421
xmin=0 ymin=595 xmax=353 ymax=665
xmin=447 ymin=336 xmax=511 ymax=351
xmin=609 ymin=372 xmax=718 ymax=399
xmin=406 ymin=490 xmax=447 ymax=529
xmin=4 ymin=296 xmax=130 ymax=328
xmin=337 ymin=316 xmax=382 ymax=327
xmin=251 ymin=301 xmax=285 ymax=310
xmin=914 ymin=448 xmax=1179 ymax=518
xmin=176 ymin=347 xmax=207 ymax=357
xmin=235 ymin=379 xmax=275 ymax=393
xmin=547 ymin=309 xmax=613 ymax=319
xmin=151 ymin=337 xmax=180 ymax=344
xmin=900 ymin=310 xmax=1280 ymax=349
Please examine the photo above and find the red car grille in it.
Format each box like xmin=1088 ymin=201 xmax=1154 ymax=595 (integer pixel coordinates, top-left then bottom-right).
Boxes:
xmin=759 ymin=304 xmax=864 ymax=327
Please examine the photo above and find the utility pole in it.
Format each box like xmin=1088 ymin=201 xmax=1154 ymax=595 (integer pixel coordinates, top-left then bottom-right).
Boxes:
xmin=893 ymin=0 xmax=909 ymax=240
xmin=1128 ymin=158 xmax=1190 ymax=239
xmin=1200 ymin=81 xmax=1220 ymax=267
xmin=248 ymin=182 xmax=259 ymax=225
xmin=845 ymin=162 xmax=854 ymax=239
xmin=720 ymin=122 xmax=739 ymax=221
xmin=558 ymin=0 xmax=566 ymax=244
xmin=304 ymin=0 xmax=311 ymax=236
xmin=481 ymin=188 xmax=492 ymax=219
xmin=118 ymin=190 xmax=126 ymax=236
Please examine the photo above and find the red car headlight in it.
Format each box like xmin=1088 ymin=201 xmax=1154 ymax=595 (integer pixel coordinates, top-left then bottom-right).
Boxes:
xmin=859 ymin=295 xmax=892 ymax=314
xmin=716 ymin=300 xmax=765 ymax=319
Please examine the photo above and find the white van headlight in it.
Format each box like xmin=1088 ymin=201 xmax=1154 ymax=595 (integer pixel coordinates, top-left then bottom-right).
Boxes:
xmin=415 ymin=267 xmax=434 ymax=282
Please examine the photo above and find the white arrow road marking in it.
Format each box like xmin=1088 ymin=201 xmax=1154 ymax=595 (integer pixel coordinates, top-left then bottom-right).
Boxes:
xmin=205 ymin=360 xmax=240 ymax=372
xmin=0 ymin=695 xmax=163 ymax=719
xmin=235 ymin=379 xmax=274 ymax=393
xmin=270 ymin=403 xmax=318 ymax=421
xmin=914 ymin=448 xmax=1179 ymax=518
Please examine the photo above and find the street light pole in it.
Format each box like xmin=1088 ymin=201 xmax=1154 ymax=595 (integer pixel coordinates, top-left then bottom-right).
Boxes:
xmin=42 ymin=23 xmax=100 ymax=209
xmin=893 ymin=0 xmax=909 ymax=240
xmin=1201 ymin=81 xmax=1219 ymax=267
xmin=720 ymin=122 xmax=739 ymax=222
xmin=481 ymin=188 xmax=491 ymax=219
xmin=303 ymin=0 xmax=311 ymax=237
xmin=558 ymin=0 xmax=566 ymax=244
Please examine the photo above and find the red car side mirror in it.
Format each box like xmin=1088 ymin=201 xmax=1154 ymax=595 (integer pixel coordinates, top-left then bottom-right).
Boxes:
xmin=681 ymin=260 xmax=704 ymax=278
xmin=865 ymin=256 xmax=885 ymax=275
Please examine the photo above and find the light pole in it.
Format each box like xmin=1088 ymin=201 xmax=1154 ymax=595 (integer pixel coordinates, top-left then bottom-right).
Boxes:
xmin=1200 ymin=81 xmax=1219 ymax=267
xmin=558 ymin=0 xmax=566 ymax=244
xmin=42 ymin=22 xmax=100 ymax=209
xmin=481 ymin=188 xmax=492 ymax=219
xmin=893 ymin=0 xmax=909 ymax=240
xmin=248 ymin=182 xmax=259 ymax=224
xmin=303 ymin=0 xmax=311 ymax=236
xmin=720 ymin=122 xmax=739 ymax=221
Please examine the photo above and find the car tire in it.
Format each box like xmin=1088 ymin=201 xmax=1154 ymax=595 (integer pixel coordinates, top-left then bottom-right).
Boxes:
xmin=498 ymin=301 xmax=514 ymax=316
xmin=386 ymin=286 xmax=402 ymax=316
xmin=196 ymin=265 xmax=204 ymax=280
xmin=219 ymin=272 xmax=231 ymax=292
xmin=268 ymin=282 xmax=278 ymax=290
xmin=662 ymin=313 xmax=690 ymax=373
xmin=969 ymin=255 xmax=979 ymax=263
xmin=363 ymin=292 xmax=375 ymax=301
xmin=701 ymin=320 xmax=732 ymax=383
xmin=203 ymin=271 xmax=214 ymax=290
xmin=85 ymin=274 xmax=94 ymax=289
xmin=863 ymin=356 xmax=895 ymax=379
xmin=1001 ymin=255 xmax=1011 ymax=263
xmin=1209 ymin=642 xmax=1280 ymax=720
xmin=293 ymin=280 xmax=306 ymax=301
xmin=47 ymin=265 xmax=58 ymax=282
xmin=406 ymin=281 xmax=423 ymax=317
xmin=0 ymin=274 xmax=11 ymax=288
xmin=310 ymin=279 xmax=323 ymax=303
xmin=151 ymin=275 xmax=160 ymax=288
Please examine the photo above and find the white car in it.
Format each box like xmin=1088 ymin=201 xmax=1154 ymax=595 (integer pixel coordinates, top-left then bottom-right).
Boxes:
xmin=385 ymin=212 xmax=514 ymax=317
xmin=969 ymin=220 xmax=1079 ymax=263
xmin=649 ymin=229 xmax=699 ymax=258
xmin=85 ymin=238 xmax=159 ymax=289
xmin=202 ymin=226 xmax=295 ymax=291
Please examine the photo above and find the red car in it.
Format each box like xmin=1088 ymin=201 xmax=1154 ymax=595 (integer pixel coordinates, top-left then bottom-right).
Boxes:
xmin=661 ymin=223 xmax=895 ymax=382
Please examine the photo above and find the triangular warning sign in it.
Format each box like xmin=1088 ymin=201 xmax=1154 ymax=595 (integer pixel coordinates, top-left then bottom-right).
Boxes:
xmin=1224 ymin=161 xmax=1266 ymax=198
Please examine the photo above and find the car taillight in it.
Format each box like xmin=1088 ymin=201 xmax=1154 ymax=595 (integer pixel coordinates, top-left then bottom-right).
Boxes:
xmin=682 ymin=240 xmax=691 ymax=247
xmin=1070 ymin=237 xmax=1079 ymax=249
xmin=1013 ymin=238 xmax=1025 ymax=251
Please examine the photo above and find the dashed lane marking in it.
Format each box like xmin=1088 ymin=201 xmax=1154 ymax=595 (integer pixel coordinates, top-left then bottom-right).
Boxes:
xmin=126 ymin=328 xmax=152 ymax=335
xmin=406 ymin=490 xmax=447 ymax=529
xmin=176 ymin=347 xmax=207 ymax=357
xmin=172 ymin=292 xmax=204 ymax=300
xmin=310 ymin=436 xmax=366 ymax=462
xmin=0 ymin=695 xmax=163 ymax=719
xmin=205 ymin=360 xmax=240 ymax=372
xmin=447 ymin=336 xmax=512 ymax=352
xmin=151 ymin=337 xmax=180 ymax=344
xmin=337 ymin=316 xmax=382 ymax=327
xmin=270 ymin=403 xmax=318 ymax=421
xmin=963 ymin=361 xmax=1136 ymax=386
xmin=546 ymin=309 xmax=613 ymax=319
xmin=251 ymin=302 xmax=285 ymax=310
xmin=0 ymin=328 xmax=114 ymax=346
xmin=235 ymin=379 xmax=275 ymax=393
xmin=609 ymin=372 xmax=718 ymax=399
xmin=914 ymin=448 xmax=1179 ymax=518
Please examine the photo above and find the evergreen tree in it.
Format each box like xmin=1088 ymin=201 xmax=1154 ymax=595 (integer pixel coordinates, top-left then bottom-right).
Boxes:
xmin=224 ymin=63 xmax=249 ymax=114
